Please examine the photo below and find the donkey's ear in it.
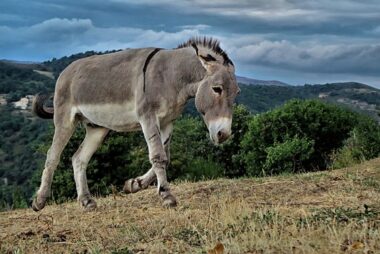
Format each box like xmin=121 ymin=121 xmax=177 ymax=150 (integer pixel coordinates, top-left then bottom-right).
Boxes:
xmin=197 ymin=53 xmax=219 ymax=74
xmin=191 ymin=43 xmax=220 ymax=73
xmin=200 ymin=54 xmax=217 ymax=62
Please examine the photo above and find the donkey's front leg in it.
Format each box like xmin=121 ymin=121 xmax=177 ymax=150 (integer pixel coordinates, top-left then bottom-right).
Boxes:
xmin=140 ymin=118 xmax=177 ymax=207
xmin=123 ymin=124 xmax=173 ymax=194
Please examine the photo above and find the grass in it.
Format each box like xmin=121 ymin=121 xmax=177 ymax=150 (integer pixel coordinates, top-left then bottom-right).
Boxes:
xmin=1 ymin=158 xmax=380 ymax=253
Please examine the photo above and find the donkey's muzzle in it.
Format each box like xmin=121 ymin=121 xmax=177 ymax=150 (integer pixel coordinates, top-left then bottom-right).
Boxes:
xmin=208 ymin=117 xmax=232 ymax=145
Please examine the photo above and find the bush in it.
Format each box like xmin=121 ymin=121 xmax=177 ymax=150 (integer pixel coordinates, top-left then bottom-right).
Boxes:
xmin=331 ymin=115 xmax=380 ymax=169
xmin=241 ymin=99 xmax=359 ymax=176
xmin=263 ymin=137 xmax=314 ymax=175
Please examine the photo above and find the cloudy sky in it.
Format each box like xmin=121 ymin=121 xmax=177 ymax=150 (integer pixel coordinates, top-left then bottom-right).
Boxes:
xmin=1 ymin=0 xmax=380 ymax=87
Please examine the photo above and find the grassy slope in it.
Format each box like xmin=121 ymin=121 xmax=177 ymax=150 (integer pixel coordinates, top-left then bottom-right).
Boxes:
xmin=1 ymin=159 xmax=380 ymax=254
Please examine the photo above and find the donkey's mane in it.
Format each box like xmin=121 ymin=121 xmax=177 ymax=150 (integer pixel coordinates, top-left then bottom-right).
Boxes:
xmin=177 ymin=37 xmax=233 ymax=66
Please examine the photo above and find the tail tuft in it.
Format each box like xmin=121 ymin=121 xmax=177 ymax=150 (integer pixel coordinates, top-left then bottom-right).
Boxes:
xmin=32 ymin=93 xmax=54 ymax=119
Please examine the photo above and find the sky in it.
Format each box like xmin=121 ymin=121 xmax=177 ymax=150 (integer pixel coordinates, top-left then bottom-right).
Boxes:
xmin=1 ymin=0 xmax=380 ymax=87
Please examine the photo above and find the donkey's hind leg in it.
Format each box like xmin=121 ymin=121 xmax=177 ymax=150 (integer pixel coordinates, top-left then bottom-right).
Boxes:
xmin=32 ymin=121 xmax=76 ymax=211
xmin=123 ymin=167 xmax=156 ymax=194
xmin=72 ymin=125 xmax=109 ymax=211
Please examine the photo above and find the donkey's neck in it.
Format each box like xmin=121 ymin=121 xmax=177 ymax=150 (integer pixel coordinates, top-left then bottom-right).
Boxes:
xmin=174 ymin=48 xmax=207 ymax=100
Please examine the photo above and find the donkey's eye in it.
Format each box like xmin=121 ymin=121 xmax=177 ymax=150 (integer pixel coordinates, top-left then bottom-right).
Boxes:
xmin=212 ymin=86 xmax=223 ymax=95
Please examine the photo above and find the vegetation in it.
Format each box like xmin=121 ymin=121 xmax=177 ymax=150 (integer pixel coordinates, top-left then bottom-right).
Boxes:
xmin=0 ymin=61 xmax=55 ymax=101
xmin=331 ymin=116 xmax=380 ymax=169
xmin=0 ymin=105 xmax=50 ymax=210
xmin=241 ymin=100 xmax=358 ymax=175
xmin=237 ymin=82 xmax=380 ymax=121
xmin=1 ymin=158 xmax=379 ymax=253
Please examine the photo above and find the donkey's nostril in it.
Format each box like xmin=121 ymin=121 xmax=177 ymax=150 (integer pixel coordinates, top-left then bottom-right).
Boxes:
xmin=216 ymin=130 xmax=229 ymax=144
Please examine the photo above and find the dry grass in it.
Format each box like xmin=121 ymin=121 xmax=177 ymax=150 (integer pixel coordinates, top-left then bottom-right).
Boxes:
xmin=1 ymin=159 xmax=380 ymax=254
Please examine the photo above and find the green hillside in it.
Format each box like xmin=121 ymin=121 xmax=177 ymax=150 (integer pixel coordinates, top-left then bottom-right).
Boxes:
xmin=0 ymin=61 xmax=54 ymax=101
xmin=237 ymin=82 xmax=380 ymax=121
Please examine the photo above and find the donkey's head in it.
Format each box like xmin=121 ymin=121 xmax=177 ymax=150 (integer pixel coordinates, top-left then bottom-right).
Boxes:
xmin=179 ymin=37 xmax=240 ymax=144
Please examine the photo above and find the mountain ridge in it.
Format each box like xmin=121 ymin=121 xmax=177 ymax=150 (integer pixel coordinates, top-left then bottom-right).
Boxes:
xmin=236 ymin=75 xmax=291 ymax=86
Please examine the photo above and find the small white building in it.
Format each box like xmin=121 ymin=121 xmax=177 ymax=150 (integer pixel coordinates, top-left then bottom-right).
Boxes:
xmin=12 ymin=95 xmax=35 ymax=110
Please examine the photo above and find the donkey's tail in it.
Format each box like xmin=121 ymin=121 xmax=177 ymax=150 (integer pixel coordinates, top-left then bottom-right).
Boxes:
xmin=32 ymin=93 xmax=54 ymax=119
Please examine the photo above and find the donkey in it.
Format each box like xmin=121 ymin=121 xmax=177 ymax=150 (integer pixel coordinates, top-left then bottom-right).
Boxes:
xmin=32 ymin=37 xmax=240 ymax=211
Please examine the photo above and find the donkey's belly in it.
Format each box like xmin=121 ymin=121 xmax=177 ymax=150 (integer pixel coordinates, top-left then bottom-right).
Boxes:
xmin=77 ymin=103 xmax=141 ymax=132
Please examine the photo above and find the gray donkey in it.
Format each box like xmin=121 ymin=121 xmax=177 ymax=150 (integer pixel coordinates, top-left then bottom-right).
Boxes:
xmin=32 ymin=37 xmax=240 ymax=211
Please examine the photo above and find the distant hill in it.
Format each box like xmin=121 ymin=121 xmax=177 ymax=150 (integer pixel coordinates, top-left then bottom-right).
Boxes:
xmin=0 ymin=60 xmax=42 ymax=69
xmin=237 ymin=82 xmax=380 ymax=121
xmin=236 ymin=75 xmax=290 ymax=86
xmin=0 ymin=60 xmax=55 ymax=101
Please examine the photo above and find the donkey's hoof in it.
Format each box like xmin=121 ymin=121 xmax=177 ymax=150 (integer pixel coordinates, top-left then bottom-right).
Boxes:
xmin=32 ymin=196 xmax=46 ymax=212
xmin=163 ymin=195 xmax=177 ymax=208
xmin=123 ymin=179 xmax=140 ymax=194
xmin=81 ymin=198 xmax=97 ymax=211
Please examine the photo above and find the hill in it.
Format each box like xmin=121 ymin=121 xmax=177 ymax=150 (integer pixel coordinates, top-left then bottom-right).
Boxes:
xmin=238 ymin=82 xmax=380 ymax=121
xmin=236 ymin=75 xmax=290 ymax=86
xmin=0 ymin=61 xmax=55 ymax=101
xmin=0 ymin=158 xmax=379 ymax=253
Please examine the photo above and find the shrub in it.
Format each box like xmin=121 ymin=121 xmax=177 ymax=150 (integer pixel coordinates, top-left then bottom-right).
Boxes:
xmin=241 ymin=99 xmax=358 ymax=176
xmin=263 ymin=137 xmax=314 ymax=175
xmin=331 ymin=115 xmax=380 ymax=169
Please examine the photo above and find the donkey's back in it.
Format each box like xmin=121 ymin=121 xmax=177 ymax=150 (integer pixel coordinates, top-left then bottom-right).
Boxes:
xmin=58 ymin=48 xmax=156 ymax=106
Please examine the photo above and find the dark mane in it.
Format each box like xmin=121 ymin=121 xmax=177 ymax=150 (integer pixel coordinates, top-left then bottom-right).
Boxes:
xmin=177 ymin=37 xmax=234 ymax=66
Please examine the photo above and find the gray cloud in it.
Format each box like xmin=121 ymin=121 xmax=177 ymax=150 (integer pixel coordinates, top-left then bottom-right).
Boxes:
xmin=230 ymin=40 xmax=380 ymax=76
xmin=119 ymin=0 xmax=380 ymax=35
xmin=0 ymin=0 xmax=379 ymax=86
xmin=0 ymin=18 xmax=203 ymax=60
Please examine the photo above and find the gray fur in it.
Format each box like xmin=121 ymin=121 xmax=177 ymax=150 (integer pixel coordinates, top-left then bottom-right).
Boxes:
xmin=32 ymin=37 xmax=239 ymax=211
